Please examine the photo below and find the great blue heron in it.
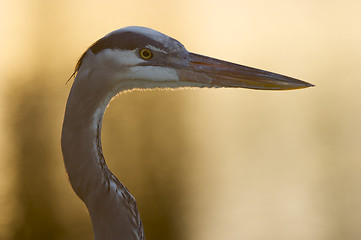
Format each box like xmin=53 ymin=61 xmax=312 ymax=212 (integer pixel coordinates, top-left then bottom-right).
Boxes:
xmin=61 ymin=26 xmax=313 ymax=240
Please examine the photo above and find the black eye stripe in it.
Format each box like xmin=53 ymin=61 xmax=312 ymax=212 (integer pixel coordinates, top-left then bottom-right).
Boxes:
xmin=75 ymin=28 xmax=186 ymax=74
xmin=90 ymin=32 xmax=166 ymax=54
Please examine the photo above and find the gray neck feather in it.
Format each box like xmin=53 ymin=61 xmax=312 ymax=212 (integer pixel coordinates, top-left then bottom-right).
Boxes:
xmin=61 ymin=71 xmax=144 ymax=240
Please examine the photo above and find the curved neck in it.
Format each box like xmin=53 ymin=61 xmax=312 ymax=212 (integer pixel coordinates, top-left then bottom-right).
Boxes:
xmin=61 ymin=73 xmax=144 ymax=240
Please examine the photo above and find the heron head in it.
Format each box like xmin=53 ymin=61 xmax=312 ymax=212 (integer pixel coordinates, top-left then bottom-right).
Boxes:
xmin=74 ymin=26 xmax=313 ymax=91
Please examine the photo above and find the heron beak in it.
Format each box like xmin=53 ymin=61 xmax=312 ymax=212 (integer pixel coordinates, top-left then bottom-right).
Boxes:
xmin=177 ymin=53 xmax=313 ymax=90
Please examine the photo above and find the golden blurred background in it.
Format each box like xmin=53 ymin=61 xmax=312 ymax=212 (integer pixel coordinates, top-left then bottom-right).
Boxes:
xmin=1 ymin=0 xmax=361 ymax=239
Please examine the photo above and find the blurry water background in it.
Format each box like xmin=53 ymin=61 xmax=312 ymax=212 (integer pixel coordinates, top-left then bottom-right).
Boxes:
xmin=0 ymin=0 xmax=360 ymax=239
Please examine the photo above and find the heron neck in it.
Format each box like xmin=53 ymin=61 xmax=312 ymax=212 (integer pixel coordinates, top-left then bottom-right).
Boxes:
xmin=61 ymin=77 xmax=109 ymax=201
xmin=61 ymin=74 xmax=144 ymax=240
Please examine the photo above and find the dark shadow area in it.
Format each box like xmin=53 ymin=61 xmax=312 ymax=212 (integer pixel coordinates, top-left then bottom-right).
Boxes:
xmin=7 ymin=77 xmax=64 ymax=240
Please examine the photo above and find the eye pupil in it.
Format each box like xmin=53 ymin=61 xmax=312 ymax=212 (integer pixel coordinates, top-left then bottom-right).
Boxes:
xmin=140 ymin=49 xmax=152 ymax=59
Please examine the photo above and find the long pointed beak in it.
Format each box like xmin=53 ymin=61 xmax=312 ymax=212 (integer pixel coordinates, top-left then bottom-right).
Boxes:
xmin=177 ymin=53 xmax=313 ymax=90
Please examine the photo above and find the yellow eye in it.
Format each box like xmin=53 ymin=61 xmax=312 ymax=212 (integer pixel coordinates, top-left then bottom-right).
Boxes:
xmin=139 ymin=48 xmax=153 ymax=60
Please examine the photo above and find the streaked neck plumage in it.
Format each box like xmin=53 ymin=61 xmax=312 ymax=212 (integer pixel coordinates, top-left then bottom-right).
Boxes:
xmin=61 ymin=67 xmax=144 ymax=240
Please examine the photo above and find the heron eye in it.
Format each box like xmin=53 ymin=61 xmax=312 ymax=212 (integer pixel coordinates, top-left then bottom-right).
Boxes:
xmin=139 ymin=48 xmax=153 ymax=60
